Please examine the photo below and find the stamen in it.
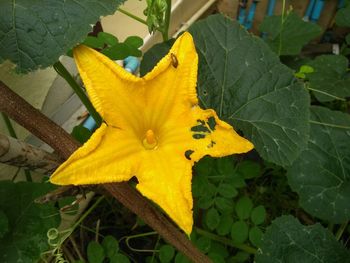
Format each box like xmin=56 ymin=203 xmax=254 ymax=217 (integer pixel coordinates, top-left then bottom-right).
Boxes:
xmin=143 ymin=129 xmax=158 ymax=149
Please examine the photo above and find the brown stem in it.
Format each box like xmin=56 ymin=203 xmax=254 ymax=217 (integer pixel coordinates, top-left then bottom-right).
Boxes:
xmin=0 ymin=81 xmax=211 ymax=263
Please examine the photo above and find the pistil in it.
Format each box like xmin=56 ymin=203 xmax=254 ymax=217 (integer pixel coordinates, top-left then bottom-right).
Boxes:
xmin=143 ymin=129 xmax=158 ymax=149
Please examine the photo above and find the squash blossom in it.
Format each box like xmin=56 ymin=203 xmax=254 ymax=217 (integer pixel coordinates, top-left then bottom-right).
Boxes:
xmin=50 ymin=32 xmax=254 ymax=234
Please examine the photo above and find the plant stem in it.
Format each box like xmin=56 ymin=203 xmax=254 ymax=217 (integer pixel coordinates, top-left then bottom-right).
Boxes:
xmin=278 ymin=0 xmax=286 ymax=56
xmin=162 ymin=0 xmax=172 ymax=41
xmin=195 ymin=227 xmax=257 ymax=254
xmin=1 ymin=113 xmax=32 ymax=181
xmin=53 ymin=61 xmax=102 ymax=127
xmin=72 ymin=196 xmax=105 ymax=230
xmin=118 ymin=8 xmax=148 ymax=26
xmin=309 ymin=120 xmax=350 ymax=129
xmin=335 ymin=221 xmax=348 ymax=241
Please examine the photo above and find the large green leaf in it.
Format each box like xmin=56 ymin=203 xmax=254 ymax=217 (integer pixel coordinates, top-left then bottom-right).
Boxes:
xmin=259 ymin=11 xmax=321 ymax=56
xmin=255 ymin=216 xmax=350 ymax=263
xmin=189 ymin=14 xmax=310 ymax=166
xmin=287 ymin=106 xmax=350 ymax=223
xmin=0 ymin=0 xmax=125 ymax=72
xmin=0 ymin=181 xmax=60 ymax=262
xmin=336 ymin=5 xmax=350 ymax=27
xmin=306 ymin=55 xmax=350 ymax=102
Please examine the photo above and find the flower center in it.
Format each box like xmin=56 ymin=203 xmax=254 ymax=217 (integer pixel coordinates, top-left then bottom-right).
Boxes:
xmin=142 ymin=129 xmax=158 ymax=150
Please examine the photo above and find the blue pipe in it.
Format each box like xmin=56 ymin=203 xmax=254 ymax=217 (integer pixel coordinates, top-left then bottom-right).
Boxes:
xmin=310 ymin=0 xmax=325 ymax=22
xmin=82 ymin=56 xmax=140 ymax=132
xmin=245 ymin=1 xmax=259 ymax=30
xmin=238 ymin=7 xmax=246 ymax=25
xmin=338 ymin=0 xmax=345 ymax=9
xmin=266 ymin=0 xmax=276 ymax=16
xmin=303 ymin=0 xmax=316 ymax=21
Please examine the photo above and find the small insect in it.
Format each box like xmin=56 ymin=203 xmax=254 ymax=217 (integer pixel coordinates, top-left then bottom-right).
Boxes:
xmin=170 ymin=53 xmax=178 ymax=68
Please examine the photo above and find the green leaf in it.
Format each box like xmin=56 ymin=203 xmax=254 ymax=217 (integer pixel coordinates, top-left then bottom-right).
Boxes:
xmin=98 ymin=32 xmax=118 ymax=46
xmin=215 ymin=197 xmax=234 ymax=213
xmin=218 ymin=183 xmax=238 ymax=198
xmin=0 ymin=0 xmax=125 ymax=72
xmin=83 ymin=36 xmax=105 ymax=49
xmin=230 ymin=252 xmax=250 ymax=262
xmin=235 ymin=196 xmax=253 ymax=220
xmin=346 ymin=33 xmax=350 ymax=45
xmin=231 ymin=221 xmax=249 ymax=244
xmin=306 ymin=55 xmax=350 ymax=102
xmin=287 ymin=106 xmax=350 ymax=223
xmin=249 ymin=226 xmax=263 ymax=247
xmin=208 ymin=253 xmax=226 ymax=263
xmin=175 ymin=253 xmax=191 ymax=263
xmin=251 ymin=205 xmax=266 ymax=225
xmin=255 ymin=216 xmax=350 ymax=263
xmin=236 ymin=160 xmax=261 ymax=179
xmin=216 ymin=156 xmax=235 ymax=176
xmin=0 ymin=210 xmax=9 ymax=238
xmin=259 ymin=11 xmax=321 ymax=56
xmin=195 ymin=236 xmax=211 ymax=253
xmin=189 ymin=14 xmax=310 ymax=167
xmin=87 ymin=241 xmax=105 ymax=263
xmin=198 ymin=195 xmax=215 ymax=209
xmin=205 ymin=208 xmax=220 ymax=230
xmin=159 ymin=245 xmax=175 ymax=263
xmin=71 ymin=125 xmax=93 ymax=144
xmin=101 ymin=43 xmax=132 ymax=60
xmin=216 ymin=215 xmax=234 ymax=236
xmin=124 ymin=36 xmax=144 ymax=49
xmin=110 ymin=253 xmax=130 ymax=263
xmin=336 ymin=6 xmax=350 ymax=27
xmin=102 ymin=235 xmax=119 ymax=258
xmin=209 ymin=242 xmax=229 ymax=258
xmin=0 ymin=181 xmax=60 ymax=262
xmin=230 ymin=173 xmax=246 ymax=188
xmin=194 ymin=156 xmax=216 ymax=177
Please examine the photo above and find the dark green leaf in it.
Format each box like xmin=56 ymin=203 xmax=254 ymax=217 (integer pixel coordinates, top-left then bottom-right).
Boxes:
xmin=216 ymin=157 xmax=235 ymax=176
xmin=230 ymin=173 xmax=246 ymax=188
xmin=216 ymin=215 xmax=234 ymax=236
xmin=0 ymin=210 xmax=9 ymax=238
xmin=102 ymin=235 xmax=119 ymax=258
xmin=235 ymin=196 xmax=253 ymax=220
xmin=124 ymin=36 xmax=144 ymax=48
xmin=159 ymin=245 xmax=175 ymax=263
xmin=230 ymin=252 xmax=250 ymax=262
xmin=236 ymin=160 xmax=261 ymax=179
xmin=205 ymin=208 xmax=220 ymax=230
xmin=83 ymin=36 xmax=105 ymax=49
xmin=255 ymin=216 xmax=350 ymax=263
xmin=209 ymin=242 xmax=229 ymax=258
xmin=110 ymin=253 xmax=130 ymax=263
xmin=101 ymin=43 xmax=131 ymax=60
xmin=249 ymin=226 xmax=263 ymax=247
xmin=192 ymin=175 xmax=209 ymax=197
xmin=198 ymin=195 xmax=215 ymax=209
xmin=0 ymin=0 xmax=125 ymax=72
xmin=215 ymin=197 xmax=234 ymax=213
xmin=306 ymin=55 xmax=350 ymax=102
xmin=336 ymin=6 xmax=350 ymax=27
xmin=287 ymin=106 xmax=350 ymax=223
xmin=87 ymin=241 xmax=105 ymax=263
xmin=140 ymin=38 xmax=175 ymax=76
xmin=208 ymin=253 xmax=226 ymax=263
xmin=346 ymin=33 xmax=350 ymax=45
xmin=71 ymin=125 xmax=93 ymax=144
xmin=98 ymin=32 xmax=118 ymax=46
xmin=259 ymin=12 xmax=321 ymax=56
xmin=218 ymin=183 xmax=238 ymax=198
xmin=189 ymin=14 xmax=310 ymax=166
xmin=194 ymin=156 xmax=215 ymax=177
xmin=251 ymin=205 xmax=266 ymax=225
xmin=0 ymin=181 xmax=60 ymax=263
xmin=174 ymin=253 xmax=191 ymax=263
xmin=231 ymin=221 xmax=249 ymax=244
xmin=195 ymin=236 xmax=211 ymax=253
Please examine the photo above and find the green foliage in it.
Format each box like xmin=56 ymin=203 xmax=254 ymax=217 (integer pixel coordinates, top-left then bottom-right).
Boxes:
xmin=287 ymin=106 xmax=350 ymax=223
xmin=336 ymin=5 xmax=350 ymax=27
xmin=235 ymin=197 xmax=253 ymax=220
xmin=144 ymin=0 xmax=168 ymax=34
xmin=87 ymin=241 xmax=105 ymax=263
xmin=0 ymin=210 xmax=9 ymax=238
xmin=72 ymin=125 xmax=93 ymax=144
xmin=159 ymin=244 xmax=175 ymax=263
xmin=0 ymin=0 xmax=125 ymax=72
xmin=260 ymin=11 xmax=322 ymax=56
xmin=102 ymin=235 xmax=119 ymax=258
xmin=251 ymin=206 xmax=266 ymax=225
xmin=255 ymin=216 xmax=350 ymax=263
xmin=0 ymin=181 xmax=60 ymax=262
xmin=231 ymin=221 xmax=249 ymax=244
xmin=305 ymin=55 xmax=350 ymax=102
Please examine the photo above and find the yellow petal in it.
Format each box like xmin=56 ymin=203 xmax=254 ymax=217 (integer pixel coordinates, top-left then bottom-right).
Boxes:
xmin=50 ymin=123 xmax=143 ymax=185
xmin=136 ymin=149 xmax=193 ymax=235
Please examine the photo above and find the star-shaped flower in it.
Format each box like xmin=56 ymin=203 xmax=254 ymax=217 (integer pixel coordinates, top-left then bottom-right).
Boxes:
xmin=50 ymin=32 xmax=253 ymax=234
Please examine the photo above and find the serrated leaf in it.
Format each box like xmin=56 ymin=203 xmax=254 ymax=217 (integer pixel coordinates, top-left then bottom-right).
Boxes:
xmin=87 ymin=241 xmax=105 ymax=263
xmin=255 ymin=216 xmax=350 ymax=263
xmin=287 ymin=106 xmax=350 ymax=223
xmin=0 ymin=0 xmax=125 ymax=72
xmin=189 ymin=14 xmax=310 ymax=167
xmin=159 ymin=245 xmax=175 ymax=263
xmin=0 ymin=181 xmax=60 ymax=262
xmin=102 ymin=235 xmax=119 ymax=258
xmin=336 ymin=6 xmax=350 ymax=27
xmin=249 ymin=226 xmax=263 ymax=247
xmin=0 ymin=210 xmax=9 ymax=238
xmin=306 ymin=55 xmax=350 ymax=102
xmin=231 ymin=221 xmax=249 ymax=244
xmin=235 ymin=196 xmax=253 ymax=220
xmin=205 ymin=208 xmax=220 ymax=230
xmin=259 ymin=11 xmax=321 ymax=56
xmin=251 ymin=205 xmax=266 ymax=225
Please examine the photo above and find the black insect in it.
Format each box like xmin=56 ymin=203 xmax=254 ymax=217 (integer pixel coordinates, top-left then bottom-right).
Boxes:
xmin=170 ymin=53 xmax=178 ymax=68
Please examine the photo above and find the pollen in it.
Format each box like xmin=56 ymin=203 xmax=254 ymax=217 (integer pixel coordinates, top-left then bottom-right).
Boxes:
xmin=143 ymin=129 xmax=158 ymax=149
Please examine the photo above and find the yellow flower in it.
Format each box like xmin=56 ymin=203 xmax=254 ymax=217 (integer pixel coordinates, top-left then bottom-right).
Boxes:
xmin=50 ymin=32 xmax=253 ymax=234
